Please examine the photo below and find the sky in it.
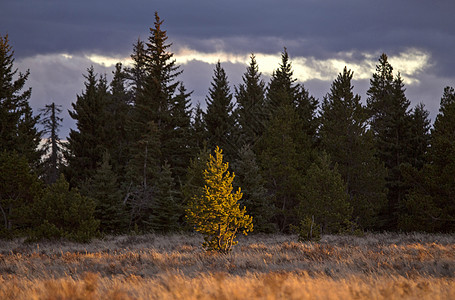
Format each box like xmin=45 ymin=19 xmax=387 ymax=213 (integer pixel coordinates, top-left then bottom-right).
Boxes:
xmin=1 ymin=0 xmax=454 ymax=138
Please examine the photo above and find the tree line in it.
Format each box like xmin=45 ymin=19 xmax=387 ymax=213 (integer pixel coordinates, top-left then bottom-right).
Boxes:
xmin=1 ymin=13 xmax=454 ymax=241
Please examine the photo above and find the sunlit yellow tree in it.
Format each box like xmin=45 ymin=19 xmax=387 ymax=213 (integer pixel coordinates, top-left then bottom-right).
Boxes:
xmin=186 ymin=146 xmax=253 ymax=253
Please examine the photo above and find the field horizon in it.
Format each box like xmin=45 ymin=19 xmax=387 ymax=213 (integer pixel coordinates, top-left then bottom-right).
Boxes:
xmin=1 ymin=232 xmax=454 ymax=299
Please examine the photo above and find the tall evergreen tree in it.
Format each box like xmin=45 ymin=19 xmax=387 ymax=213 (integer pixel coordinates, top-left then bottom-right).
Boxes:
xmin=65 ymin=67 xmax=110 ymax=187
xmin=366 ymin=54 xmax=413 ymax=230
xmin=257 ymin=49 xmax=317 ymax=231
xmin=0 ymin=151 xmax=42 ymax=237
xmin=40 ymin=102 xmax=65 ymax=184
xmin=408 ymin=103 xmax=431 ymax=170
xmin=235 ymin=54 xmax=267 ymax=146
xmin=232 ymin=144 xmax=275 ymax=232
xmin=204 ymin=62 xmax=237 ymax=159
xmin=0 ymin=34 xmax=41 ymax=167
xmin=107 ymin=63 xmax=131 ymax=179
xmin=81 ymin=153 xmax=126 ymax=233
xmin=320 ymin=67 xmax=387 ymax=229
xmin=148 ymin=162 xmax=182 ymax=232
xmin=298 ymin=153 xmax=352 ymax=234
xmin=167 ymin=83 xmax=193 ymax=182
xmin=401 ymin=87 xmax=455 ymax=232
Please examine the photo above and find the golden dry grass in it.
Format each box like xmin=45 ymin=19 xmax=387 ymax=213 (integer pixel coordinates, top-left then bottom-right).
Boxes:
xmin=1 ymin=233 xmax=454 ymax=299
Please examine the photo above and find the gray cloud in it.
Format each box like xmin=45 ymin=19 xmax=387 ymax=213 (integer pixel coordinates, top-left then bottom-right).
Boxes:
xmin=2 ymin=0 xmax=455 ymax=137
xmin=2 ymin=0 xmax=454 ymax=76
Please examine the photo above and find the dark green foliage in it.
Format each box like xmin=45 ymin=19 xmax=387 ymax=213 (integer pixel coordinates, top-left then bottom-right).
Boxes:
xmin=401 ymin=87 xmax=455 ymax=232
xmin=29 ymin=175 xmax=99 ymax=242
xmin=204 ymin=62 xmax=237 ymax=159
xmin=0 ymin=151 xmax=42 ymax=237
xmin=183 ymin=146 xmax=210 ymax=207
xmin=66 ymin=67 xmax=110 ymax=187
xmin=291 ymin=216 xmax=320 ymax=242
xmin=320 ymin=67 xmax=387 ymax=229
xmin=148 ymin=162 xmax=182 ymax=232
xmin=258 ymin=104 xmax=309 ymax=232
xmin=40 ymin=102 xmax=65 ymax=184
xmin=0 ymin=35 xmax=42 ymax=168
xmin=366 ymin=54 xmax=413 ymax=230
xmin=106 ymin=63 xmax=131 ymax=180
xmin=232 ymin=144 xmax=275 ymax=233
xmin=266 ymin=49 xmax=299 ymax=111
xmin=408 ymin=103 xmax=431 ymax=170
xmin=298 ymin=153 xmax=352 ymax=234
xmin=166 ymin=83 xmax=193 ymax=183
xmin=191 ymin=103 xmax=207 ymax=151
xmin=81 ymin=153 xmax=126 ymax=234
xmin=235 ymin=54 xmax=267 ymax=146
xmin=258 ymin=49 xmax=317 ymax=232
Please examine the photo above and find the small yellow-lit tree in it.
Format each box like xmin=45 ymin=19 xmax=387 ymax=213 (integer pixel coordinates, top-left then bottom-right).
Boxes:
xmin=186 ymin=146 xmax=253 ymax=253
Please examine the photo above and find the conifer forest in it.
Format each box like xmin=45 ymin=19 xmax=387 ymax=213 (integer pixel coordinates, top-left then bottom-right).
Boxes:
xmin=2 ymin=11 xmax=455 ymax=300
xmin=2 ymin=13 xmax=455 ymax=243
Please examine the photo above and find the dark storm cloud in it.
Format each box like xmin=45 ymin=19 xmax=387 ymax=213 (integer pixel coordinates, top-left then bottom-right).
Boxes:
xmin=1 ymin=0 xmax=454 ymax=76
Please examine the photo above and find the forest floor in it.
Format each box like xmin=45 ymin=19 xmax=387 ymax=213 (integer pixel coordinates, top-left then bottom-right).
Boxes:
xmin=0 ymin=233 xmax=454 ymax=299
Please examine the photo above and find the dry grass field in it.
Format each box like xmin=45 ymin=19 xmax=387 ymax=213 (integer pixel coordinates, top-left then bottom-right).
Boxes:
xmin=1 ymin=233 xmax=454 ymax=299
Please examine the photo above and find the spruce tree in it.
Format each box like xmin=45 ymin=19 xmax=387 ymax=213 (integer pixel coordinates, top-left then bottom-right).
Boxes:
xmin=30 ymin=174 xmax=99 ymax=242
xmin=191 ymin=103 xmax=207 ymax=151
xmin=409 ymin=103 xmax=431 ymax=170
xmin=0 ymin=34 xmax=41 ymax=168
xmin=204 ymin=62 xmax=237 ymax=159
xmin=167 ymin=83 xmax=193 ymax=182
xmin=107 ymin=63 xmax=131 ymax=179
xmin=186 ymin=147 xmax=253 ymax=253
xmin=298 ymin=153 xmax=352 ymax=234
xmin=232 ymin=144 xmax=275 ymax=232
xmin=0 ymin=151 xmax=42 ymax=237
xmin=82 ymin=153 xmax=126 ymax=233
xmin=235 ymin=54 xmax=267 ymax=146
xmin=320 ymin=67 xmax=387 ymax=229
xmin=148 ymin=162 xmax=182 ymax=232
xmin=401 ymin=87 xmax=455 ymax=232
xmin=257 ymin=104 xmax=308 ymax=232
xmin=366 ymin=54 xmax=413 ymax=230
xmin=40 ymin=102 xmax=65 ymax=184
xmin=257 ymin=49 xmax=316 ymax=231
xmin=66 ymin=67 xmax=110 ymax=187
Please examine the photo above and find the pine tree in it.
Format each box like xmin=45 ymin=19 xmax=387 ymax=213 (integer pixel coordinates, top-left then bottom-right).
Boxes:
xmin=235 ymin=54 xmax=267 ymax=146
xmin=204 ymin=62 xmax=237 ymax=159
xmin=66 ymin=67 xmax=110 ymax=187
xmin=257 ymin=104 xmax=309 ymax=231
xmin=148 ymin=162 xmax=182 ymax=232
xmin=0 ymin=151 xmax=42 ymax=237
xmin=401 ymin=87 xmax=455 ymax=232
xmin=82 ymin=153 xmax=126 ymax=233
xmin=257 ymin=49 xmax=316 ymax=231
xmin=320 ymin=67 xmax=387 ymax=229
xmin=0 ymin=34 xmax=41 ymax=168
xmin=408 ymin=103 xmax=431 ymax=170
xmin=127 ymin=39 xmax=147 ymax=104
xmin=130 ymin=12 xmax=182 ymax=164
xmin=30 ymin=174 xmax=99 ymax=242
xmin=232 ymin=144 xmax=275 ymax=232
xmin=298 ymin=153 xmax=352 ymax=234
xmin=107 ymin=63 xmax=131 ymax=179
xmin=40 ymin=102 xmax=65 ymax=184
xmin=186 ymin=147 xmax=253 ymax=253
xmin=183 ymin=146 xmax=210 ymax=207
xmin=266 ymin=48 xmax=299 ymax=111
xmin=366 ymin=54 xmax=413 ymax=230
xmin=191 ymin=103 xmax=207 ymax=151
xmin=167 ymin=83 xmax=193 ymax=182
